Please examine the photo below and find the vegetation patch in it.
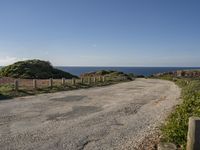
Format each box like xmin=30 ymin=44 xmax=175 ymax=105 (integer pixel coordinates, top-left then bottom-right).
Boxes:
xmin=0 ymin=63 xmax=135 ymax=100
xmin=80 ymin=70 xmax=135 ymax=80
xmin=157 ymin=75 xmax=200 ymax=149
xmin=0 ymin=59 xmax=77 ymax=79
xmin=0 ymin=75 xmax=131 ymax=100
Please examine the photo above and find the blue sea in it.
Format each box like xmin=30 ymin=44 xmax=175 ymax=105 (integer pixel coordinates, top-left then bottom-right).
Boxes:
xmin=1 ymin=66 xmax=200 ymax=77
xmin=57 ymin=67 xmax=200 ymax=77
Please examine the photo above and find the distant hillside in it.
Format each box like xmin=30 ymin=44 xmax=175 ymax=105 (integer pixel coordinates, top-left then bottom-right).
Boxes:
xmin=0 ymin=59 xmax=78 ymax=79
xmin=80 ymin=70 xmax=133 ymax=80
xmin=152 ymin=69 xmax=200 ymax=78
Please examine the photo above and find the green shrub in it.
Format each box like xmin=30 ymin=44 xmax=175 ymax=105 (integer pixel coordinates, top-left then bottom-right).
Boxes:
xmin=0 ymin=59 xmax=77 ymax=79
xmin=81 ymin=70 xmax=133 ymax=81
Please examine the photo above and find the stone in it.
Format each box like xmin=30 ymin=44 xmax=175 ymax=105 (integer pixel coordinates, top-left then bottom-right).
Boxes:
xmin=157 ymin=142 xmax=177 ymax=150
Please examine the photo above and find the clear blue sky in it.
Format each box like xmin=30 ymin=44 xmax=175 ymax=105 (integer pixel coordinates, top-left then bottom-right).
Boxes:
xmin=0 ymin=0 xmax=200 ymax=66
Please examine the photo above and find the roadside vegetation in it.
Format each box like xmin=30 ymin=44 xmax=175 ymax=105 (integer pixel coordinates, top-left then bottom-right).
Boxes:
xmin=0 ymin=70 xmax=134 ymax=100
xmin=157 ymin=75 xmax=200 ymax=149
xmin=80 ymin=70 xmax=135 ymax=80
xmin=0 ymin=60 xmax=133 ymax=100
xmin=0 ymin=78 xmax=133 ymax=100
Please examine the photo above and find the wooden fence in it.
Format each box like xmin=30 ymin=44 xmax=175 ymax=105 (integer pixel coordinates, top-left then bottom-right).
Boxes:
xmin=186 ymin=117 xmax=200 ymax=150
xmin=0 ymin=76 xmax=126 ymax=91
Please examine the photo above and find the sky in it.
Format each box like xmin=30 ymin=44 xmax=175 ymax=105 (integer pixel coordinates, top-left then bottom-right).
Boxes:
xmin=0 ymin=0 xmax=200 ymax=67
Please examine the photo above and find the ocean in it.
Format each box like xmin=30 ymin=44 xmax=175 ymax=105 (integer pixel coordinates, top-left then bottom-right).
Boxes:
xmin=57 ymin=67 xmax=200 ymax=77
xmin=1 ymin=66 xmax=199 ymax=77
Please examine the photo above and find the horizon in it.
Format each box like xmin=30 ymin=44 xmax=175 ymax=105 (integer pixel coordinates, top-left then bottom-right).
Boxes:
xmin=1 ymin=0 xmax=200 ymax=66
xmin=1 ymin=64 xmax=200 ymax=68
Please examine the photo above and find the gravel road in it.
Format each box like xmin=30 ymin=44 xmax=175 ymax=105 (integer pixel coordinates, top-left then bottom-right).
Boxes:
xmin=0 ymin=79 xmax=180 ymax=150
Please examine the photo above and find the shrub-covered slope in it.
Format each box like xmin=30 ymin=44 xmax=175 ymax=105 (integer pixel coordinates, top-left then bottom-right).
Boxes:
xmin=0 ymin=59 xmax=77 ymax=79
xmin=80 ymin=70 xmax=133 ymax=80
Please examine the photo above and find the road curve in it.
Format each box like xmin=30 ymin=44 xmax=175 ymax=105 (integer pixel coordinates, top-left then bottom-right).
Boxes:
xmin=0 ymin=79 xmax=180 ymax=150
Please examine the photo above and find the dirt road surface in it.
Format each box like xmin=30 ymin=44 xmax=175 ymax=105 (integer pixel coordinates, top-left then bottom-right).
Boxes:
xmin=0 ymin=79 xmax=180 ymax=150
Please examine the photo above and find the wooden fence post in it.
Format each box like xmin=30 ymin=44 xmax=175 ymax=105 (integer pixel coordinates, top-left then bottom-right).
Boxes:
xmin=49 ymin=78 xmax=53 ymax=88
xmin=33 ymin=79 xmax=37 ymax=89
xmin=81 ymin=78 xmax=84 ymax=84
xmin=62 ymin=78 xmax=65 ymax=85
xmin=14 ymin=79 xmax=19 ymax=91
xmin=98 ymin=76 xmax=101 ymax=82
xmin=88 ymin=77 xmax=91 ymax=84
xmin=93 ymin=77 xmax=96 ymax=83
xmin=187 ymin=117 xmax=200 ymax=150
xmin=102 ymin=76 xmax=105 ymax=82
xmin=72 ymin=78 xmax=76 ymax=85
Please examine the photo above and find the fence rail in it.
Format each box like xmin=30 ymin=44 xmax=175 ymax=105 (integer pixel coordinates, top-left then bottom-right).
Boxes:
xmin=0 ymin=76 xmax=126 ymax=91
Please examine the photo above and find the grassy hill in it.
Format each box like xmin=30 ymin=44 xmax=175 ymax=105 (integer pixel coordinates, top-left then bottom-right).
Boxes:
xmin=0 ymin=59 xmax=77 ymax=79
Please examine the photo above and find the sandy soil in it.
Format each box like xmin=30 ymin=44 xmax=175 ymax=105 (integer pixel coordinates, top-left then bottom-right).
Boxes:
xmin=0 ymin=79 xmax=180 ymax=150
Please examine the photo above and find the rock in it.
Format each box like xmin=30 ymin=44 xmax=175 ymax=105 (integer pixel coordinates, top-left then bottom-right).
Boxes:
xmin=157 ymin=142 xmax=177 ymax=150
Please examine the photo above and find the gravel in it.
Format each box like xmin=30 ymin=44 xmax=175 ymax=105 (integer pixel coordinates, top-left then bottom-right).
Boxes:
xmin=0 ymin=79 xmax=180 ymax=150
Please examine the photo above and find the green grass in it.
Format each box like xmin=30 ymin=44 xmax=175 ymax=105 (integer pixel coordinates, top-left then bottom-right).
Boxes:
xmin=0 ymin=79 xmax=132 ymax=100
xmin=158 ymin=76 xmax=200 ymax=149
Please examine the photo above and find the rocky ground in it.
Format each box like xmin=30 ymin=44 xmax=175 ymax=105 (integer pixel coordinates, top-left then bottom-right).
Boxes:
xmin=0 ymin=79 xmax=180 ymax=150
